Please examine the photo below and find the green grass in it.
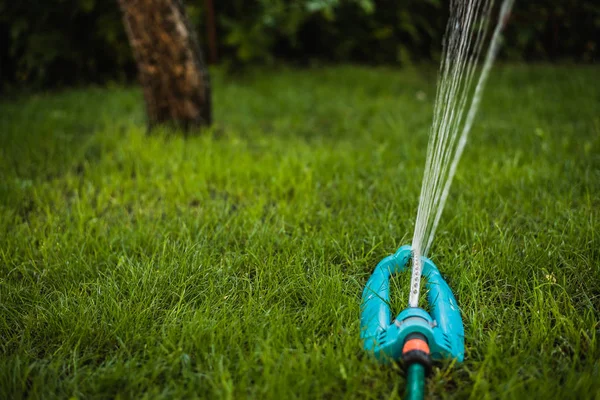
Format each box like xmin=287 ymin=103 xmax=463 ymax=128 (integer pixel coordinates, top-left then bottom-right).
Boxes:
xmin=1 ymin=65 xmax=599 ymax=399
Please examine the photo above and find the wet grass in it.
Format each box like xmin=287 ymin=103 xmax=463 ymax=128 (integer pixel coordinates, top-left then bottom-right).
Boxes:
xmin=1 ymin=65 xmax=599 ymax=399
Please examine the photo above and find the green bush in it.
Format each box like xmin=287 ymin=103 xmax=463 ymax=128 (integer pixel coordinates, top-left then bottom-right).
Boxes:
xmin=0 ymin=0 xmax=597 ymax=88
xmin=503 ymin=0 xmax=599 ymax=62
xmin=0 ymin=0 xmax=133 ymax=87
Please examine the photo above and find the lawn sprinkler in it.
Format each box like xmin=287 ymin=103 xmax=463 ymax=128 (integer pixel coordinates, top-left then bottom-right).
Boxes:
xmin=360 ymin=245 xmax=464 ymax=400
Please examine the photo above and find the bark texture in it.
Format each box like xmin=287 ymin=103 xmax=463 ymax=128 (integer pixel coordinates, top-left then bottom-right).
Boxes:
xmin=118 ymin=0 xmax=212 ymax=130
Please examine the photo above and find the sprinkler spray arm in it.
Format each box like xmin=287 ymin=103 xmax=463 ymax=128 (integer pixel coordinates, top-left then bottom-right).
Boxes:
xmin=360 ymin=245 xmax=464 ymax=398
xmin=360 ymin=245 xmax=464 ymax=361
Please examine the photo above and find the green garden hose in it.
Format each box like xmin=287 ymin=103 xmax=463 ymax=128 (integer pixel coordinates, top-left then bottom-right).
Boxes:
xmin=405 ymin=363 xmax=426 ymax=400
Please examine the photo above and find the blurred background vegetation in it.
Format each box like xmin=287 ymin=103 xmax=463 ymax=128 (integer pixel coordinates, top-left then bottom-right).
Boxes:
xmin=1 ymin=0 xmax=598 ymax=90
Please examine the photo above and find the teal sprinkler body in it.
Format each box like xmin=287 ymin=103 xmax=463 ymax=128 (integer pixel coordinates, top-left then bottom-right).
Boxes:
xmin=360 ymin=245 xmax=464 ymax=399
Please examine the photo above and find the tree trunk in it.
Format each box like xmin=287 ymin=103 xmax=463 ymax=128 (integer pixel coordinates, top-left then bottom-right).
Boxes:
xmin=118 ymin=0 xmax=212 ymax=131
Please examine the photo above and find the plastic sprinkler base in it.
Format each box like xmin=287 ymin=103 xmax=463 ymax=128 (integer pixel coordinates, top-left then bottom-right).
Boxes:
xmin=360 ymin=245 xmax=465 ymax=399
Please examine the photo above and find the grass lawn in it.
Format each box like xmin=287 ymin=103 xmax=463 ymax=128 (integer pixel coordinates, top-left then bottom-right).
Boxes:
xmin=1 ymin=65 xmax=599 ymax=399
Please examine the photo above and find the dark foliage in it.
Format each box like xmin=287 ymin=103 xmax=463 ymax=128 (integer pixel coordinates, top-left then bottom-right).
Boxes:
xmin=0 ymin=0 xmax=597 ymax=89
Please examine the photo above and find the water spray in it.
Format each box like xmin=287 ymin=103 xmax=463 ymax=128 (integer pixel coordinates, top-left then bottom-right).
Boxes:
xmin=359 ymin=0 xmax=514 ymax=398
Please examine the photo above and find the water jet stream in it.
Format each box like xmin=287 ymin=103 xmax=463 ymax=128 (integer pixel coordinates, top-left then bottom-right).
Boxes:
xmin=409 ymin=0 xmax=515 ymax=308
